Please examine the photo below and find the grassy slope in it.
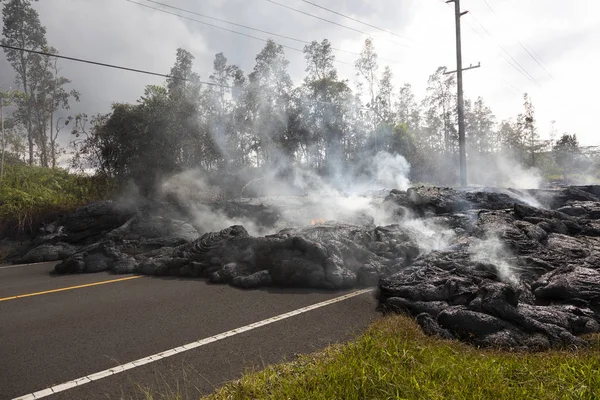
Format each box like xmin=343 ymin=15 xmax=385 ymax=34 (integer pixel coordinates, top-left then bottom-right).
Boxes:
xmin=0 ymin=164 xmax=110 ymax=235
xmin=203 ymin=314 xmax=600 ymax=400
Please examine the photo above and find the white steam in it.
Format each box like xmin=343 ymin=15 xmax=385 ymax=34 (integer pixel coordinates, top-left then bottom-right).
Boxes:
xmin=364 ymin=151 xmax=411 ymax=192
xmin=159 ymin=169 xmax=267 ymax=235
xmin=468 ymin=153 xmax=543 ymax=189
xmin=152 ymin=152 xmax=408 ymax=235
xmin=470 ymin=235 xmax=518 ymax=286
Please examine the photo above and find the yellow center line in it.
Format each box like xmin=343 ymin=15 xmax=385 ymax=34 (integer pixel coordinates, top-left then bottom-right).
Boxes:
xmin=0 ymin=275 xmax=144 ymax=302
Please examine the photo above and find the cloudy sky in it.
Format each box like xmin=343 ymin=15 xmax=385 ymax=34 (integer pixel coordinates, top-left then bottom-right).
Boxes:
xmin=1 ymin=0 xmax=598 ymax=145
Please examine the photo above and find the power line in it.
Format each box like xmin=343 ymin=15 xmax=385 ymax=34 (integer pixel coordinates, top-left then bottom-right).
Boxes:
xmin=300 ymin=0 xmax=416 ymax=44
xmin=467 ymin=12 xmax=541 ymax=87
xmin=264 ymin=0 xmax=412 ymax=49
xmin=501 ymin=78 xmax=522 ymax=96
xmin=265 ymin=0 xmax=371 ymax=36
xmin=126 ymin=0 xmax=360 ymax=66
xmin=139 ymin=0 xmax=401 ymax=65
xmin=463 ymin=20 xmax=540 ymax=87
xmin=145 ymin=0 xmax=309 ymax=46
xmin=516 ymin=40 xmax=555 ymax=80
xmin=464 ymin=19 xmax=536 ymax=87
xmin=436 ymin=0 xmax=540 ymax=87
xmin=0 ymin=44 xmax=365 ymax=110
xmin=474 ymin=2 xmax=554 ymax=80
xmin=125 ymin=1 xmax=302 ymax=54
xmin=482 ymin=0 xmax=495 ymax=13
xmin=0 ymin=43 xmax=231 ymax=87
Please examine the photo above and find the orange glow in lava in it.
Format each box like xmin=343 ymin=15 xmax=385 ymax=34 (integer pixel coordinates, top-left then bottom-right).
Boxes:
xmin=311 ymin=218 xmax=325 ymax=226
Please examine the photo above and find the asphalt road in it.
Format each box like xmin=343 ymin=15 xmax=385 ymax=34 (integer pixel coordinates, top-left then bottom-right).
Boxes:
xmin=0 ymin=262 xmax=379 ymax=400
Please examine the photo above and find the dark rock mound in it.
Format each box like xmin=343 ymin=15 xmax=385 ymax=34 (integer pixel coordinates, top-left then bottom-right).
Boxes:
xmin=21 ymin=184 xmax=600 ymax=350
xmin=379 ymin=185 xmax=600 ymax=350
xmin=55 ymin=223 xmax=422 ymax=290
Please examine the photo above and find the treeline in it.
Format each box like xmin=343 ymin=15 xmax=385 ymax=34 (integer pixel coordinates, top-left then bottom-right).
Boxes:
xmin=67 ymin=39 xmax=585 ymax=191
xmin=0 ymin=0 xmax=79 ymax=175
xmin=1 ymin=0 xmax=593 ymax=196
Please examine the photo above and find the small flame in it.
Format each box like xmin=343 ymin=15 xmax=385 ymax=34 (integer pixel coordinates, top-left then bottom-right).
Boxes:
xmin=311 ymin=218 xmax=325 ymax=226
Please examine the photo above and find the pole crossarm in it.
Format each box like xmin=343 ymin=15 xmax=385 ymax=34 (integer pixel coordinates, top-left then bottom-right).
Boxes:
xmin=444 ymin=62 xmax=481 ymax=75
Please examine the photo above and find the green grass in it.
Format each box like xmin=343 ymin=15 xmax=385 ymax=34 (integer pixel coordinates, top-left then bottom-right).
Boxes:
xmin=200 ymin=314 xmax=600 ymax=400
xmin=0 ymin=164 xmax=112 ymax=236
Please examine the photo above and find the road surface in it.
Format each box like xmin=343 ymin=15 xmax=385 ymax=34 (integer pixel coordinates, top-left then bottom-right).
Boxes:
xmin=0 ymin=262 xmax=379 ymax=400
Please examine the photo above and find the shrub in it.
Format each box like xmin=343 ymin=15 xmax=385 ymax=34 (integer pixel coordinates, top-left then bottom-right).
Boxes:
xmin=0 ymin=164 xmax=113 ymax=237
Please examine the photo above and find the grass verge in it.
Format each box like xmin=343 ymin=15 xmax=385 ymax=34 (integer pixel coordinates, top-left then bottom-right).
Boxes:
xmin=202 ymin=314 xmax=600 ymax=400
xmin=0 ymin=164 xmax=112 ymax=237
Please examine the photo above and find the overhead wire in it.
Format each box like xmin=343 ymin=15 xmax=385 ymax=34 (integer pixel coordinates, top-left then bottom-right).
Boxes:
xmin=138 ymin=0 xmax=404 ymax=65
xmin=125 ymin=0 xmax=357 ymax=66
xmin=299 ymin=0 xmax=417 ymax=44
xmin=516 ymin=41 xmax=555 ymax=80
xmin=0 ymin=43 xmax=231 ymax=87
xmin=482 ymin=0 xmax=495 ymax=13
xmin=125 ymin=1 xmax=302 ymax=53
xmin=436 ymin=0 xmax=540 ymax=88
xmin=467 ymin=12 xmax=541 ymax=87
xmin=0 ymin=3 xmax=530 ymax=117
xmin=433 ymin=0 xmax=524 ymax=97
xmin=297 ymin=0 xmax=457 ymax=59
xmin=0 ymin=45 xmax=368 ymax=111
xmin=265 ymin=0 xmax=371 ymax=37
xmin=144 ymin=0 xmax=306 ymax=45
xmin=472 ymin=2 xmax=565 ymax=130
xmin=264 ymin=0 xmax=412 ymax=49
xmin=463 ymin=18 xmax=536 ymax=88
xmin=474 ymin=1 xmax=555 ymax=80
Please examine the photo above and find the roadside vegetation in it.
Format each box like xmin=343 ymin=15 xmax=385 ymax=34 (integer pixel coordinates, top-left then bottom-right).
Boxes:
xmin=0 ymin=162 xmax=111 ymax=237
xmin=199 ymin=314 xmax=600 ymax=400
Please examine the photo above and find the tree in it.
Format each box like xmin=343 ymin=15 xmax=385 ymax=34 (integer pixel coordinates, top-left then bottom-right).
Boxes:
xmin=249 ymin=39 xmax=292 ymax=97
xmin=2 ymin=1 xmax=78 ymax=168
xmin=553 ymin=133 xmax=579 ymax=181
xmin=207 ymin=52 xmax=246 ymax=168
xmin=247 ymin=40 xmax=294 ymax=166
xmin=355 ymin=38 xmax=378 ymax=108
xmin=423 ymin=67 xmax=456 ymax=156
xmin=517 ymin=93 xmax=538 ymax=166
xmin=52 ymin=37 xmax=587 ymax=192
xmin=165 ymin=48 xmax=202 ymax=168
xmin=47 ymin=54 xmax=80 ymax=168
xmin=79 ymin=86 xmax=179 ymax=194
xmin=2 ymin=0 xmax=46 ymax=164
xmin=355 ymin=38 xmax=379 ymax=148
xmin=303 ymin=39 xmax=336 ymax=82
xmin=69 ymin=113 xmax=111 ymax=176
xmin=375 ymin=66 xmax=394 ymax=125
xmin=300 ymin=39 xmax=351 ymax=174
xmin=25 ymin=46 xmax=79 ymax=168
xmin=396 ymin=83 xmax=419 ymax=132
xmin=209 ymin=52 xmax=240 ymax=112
xmin=0 ymin=88 xmax=24 ymax=181
xmin=464 ymin=96 xmax=495 ymax=156
xmin=166 ymin=48 xmax=199 ymax=101
xmin=497 ymin=119 xmax=523 ymax=154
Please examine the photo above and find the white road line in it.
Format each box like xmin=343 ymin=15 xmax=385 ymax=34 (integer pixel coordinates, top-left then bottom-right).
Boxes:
xmin=0 ymin=261 xmax=56 ymax=270
xmin=12 ymin=288 xmax=373 ymax=400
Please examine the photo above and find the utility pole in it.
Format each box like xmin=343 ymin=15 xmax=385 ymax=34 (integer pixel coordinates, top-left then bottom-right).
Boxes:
xmin=445 ymin=0 xmax=479 ymax=187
